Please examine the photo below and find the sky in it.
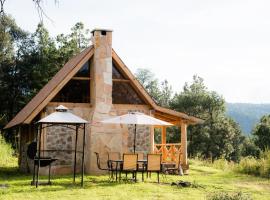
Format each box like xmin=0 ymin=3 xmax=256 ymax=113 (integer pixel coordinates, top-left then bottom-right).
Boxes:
xmin=5 ymin=0 xmax=270 ymax=103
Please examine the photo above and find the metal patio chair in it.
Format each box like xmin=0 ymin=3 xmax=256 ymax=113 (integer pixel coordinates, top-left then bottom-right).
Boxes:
xmin=95 ymin=152 xmax=116 ymax=180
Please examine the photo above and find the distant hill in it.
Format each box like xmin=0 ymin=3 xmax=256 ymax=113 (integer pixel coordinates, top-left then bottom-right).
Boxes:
xmin=226 ymin=103 xmax=270 ymax=135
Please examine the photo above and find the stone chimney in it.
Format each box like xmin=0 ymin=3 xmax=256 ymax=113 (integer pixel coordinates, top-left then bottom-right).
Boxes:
xmin=91 ymin=29 xmax=113 ymax=108
xmin=86 ymin=29 xmax=115 ymax=174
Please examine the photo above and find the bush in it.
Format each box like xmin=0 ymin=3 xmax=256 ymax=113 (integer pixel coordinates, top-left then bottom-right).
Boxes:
xmin=235 ymin=156 xmax=261 ymax=176
xmin=258 ymin=150 xmax=270 ymax=178
xmin=212 ymin=158 xmax=232 ymax=171
xmin=0 ymin=134 xmax=17 ymax=167
xmin=207 ymin=192 xmax=253 ymax=200
xmin=233 ymin=150 xmax=270 ymax=178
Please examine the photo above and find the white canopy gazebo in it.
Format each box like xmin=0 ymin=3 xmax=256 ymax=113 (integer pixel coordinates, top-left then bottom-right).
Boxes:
xmin=34 ymin=105 xmax=88 ymax=187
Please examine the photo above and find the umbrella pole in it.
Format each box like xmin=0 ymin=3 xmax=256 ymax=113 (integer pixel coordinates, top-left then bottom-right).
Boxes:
xmin=133 ymin=124 xmax=137 ymax=153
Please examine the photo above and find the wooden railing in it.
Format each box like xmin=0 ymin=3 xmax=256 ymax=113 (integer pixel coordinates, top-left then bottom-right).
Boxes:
xmin=154 ymin=143 xmax=181 ymax=162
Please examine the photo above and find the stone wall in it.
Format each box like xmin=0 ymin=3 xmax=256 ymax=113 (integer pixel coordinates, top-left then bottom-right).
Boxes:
xmin=127 ymin=125 xmax=150 ymax=154
xmin=45 ymin=126 xmax=74 ymax=166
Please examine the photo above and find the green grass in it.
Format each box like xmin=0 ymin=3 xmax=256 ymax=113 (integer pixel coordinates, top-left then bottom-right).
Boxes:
xmin=1 ymin=159 xmax=270 ymax=200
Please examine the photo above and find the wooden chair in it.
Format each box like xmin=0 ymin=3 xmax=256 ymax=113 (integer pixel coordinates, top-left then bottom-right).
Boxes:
xmin=147 ymin=154 xmax=162 ymax=183
xmin=107 ymin=152 xmax=121 ymax=161
xmin=164 ymin=153 xmax=183 ymax=175
xmin=137 ymin=152 xmax=146 ymax=181
xmin=107 ymin=152 xmax=121 ymax=168
xmin=120 ymin=153 xmax=138 ymax=182
xmin=107 ymin=152 xmax=121 ymax=180
xmin=137 ymin=152 xmax=144 ymax=160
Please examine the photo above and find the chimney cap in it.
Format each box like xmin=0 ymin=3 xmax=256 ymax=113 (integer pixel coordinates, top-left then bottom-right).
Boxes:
xmin=91 ymin=28 xmax=113 ymax=34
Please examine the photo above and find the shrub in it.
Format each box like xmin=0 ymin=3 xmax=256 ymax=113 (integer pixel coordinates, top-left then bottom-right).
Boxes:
xmin=212 ymin=158 xmax=232 ymax=170
xmin=235 ymin=156 xmax=261 ymax=176
xmin=234 ymin=151 xmax=270 ymax=178
xmin=207 ymin=192 xmax=253 ymax=200
xmin=258 ymin=149 xmax=270 ymax=178
xmin=0 ymin=134 xmax=17 ymax=167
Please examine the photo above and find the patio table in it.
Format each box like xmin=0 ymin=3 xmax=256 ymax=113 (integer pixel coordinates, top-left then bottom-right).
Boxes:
xmin=109 ymin=159 xmax=147 ymax=181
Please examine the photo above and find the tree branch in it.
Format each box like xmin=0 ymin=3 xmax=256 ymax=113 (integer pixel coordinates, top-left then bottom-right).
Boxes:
xmin=0 ymin=0 xmax=6 ymax=15
xmin=33 ymin=0 xmax=58 ymax=23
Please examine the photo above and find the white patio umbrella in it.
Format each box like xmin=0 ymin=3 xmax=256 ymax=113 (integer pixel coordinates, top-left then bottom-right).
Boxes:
xmin=101 ymin=112 xmax=173 ymax=153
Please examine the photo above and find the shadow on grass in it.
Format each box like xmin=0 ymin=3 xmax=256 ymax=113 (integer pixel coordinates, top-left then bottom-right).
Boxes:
xmin=0 ymin=166 xmax=144 ymax=195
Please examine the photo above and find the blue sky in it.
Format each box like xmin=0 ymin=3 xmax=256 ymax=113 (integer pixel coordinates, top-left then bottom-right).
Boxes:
xmin=5 ymin=0 xmax=270 ymax=103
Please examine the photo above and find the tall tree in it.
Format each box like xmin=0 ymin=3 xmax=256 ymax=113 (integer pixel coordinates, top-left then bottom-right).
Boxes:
xmin=252 ymin=115 xmax=270 ymax=151
xmin=171 ymin=75 xmax=244 ymax=161
xmin=135 ymin=68 xmax=173 ymax=107
xmin=135 ymin=68 xmax=161 ymax=104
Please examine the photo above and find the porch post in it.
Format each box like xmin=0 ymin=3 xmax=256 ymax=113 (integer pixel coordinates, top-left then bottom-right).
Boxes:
xmin=149 ymin=111 xmax=155 ymax=153
xmin=180 ymin=121 xmax=188 ymax=173
xmin=161 ymin=126 xmax=166 ymax=161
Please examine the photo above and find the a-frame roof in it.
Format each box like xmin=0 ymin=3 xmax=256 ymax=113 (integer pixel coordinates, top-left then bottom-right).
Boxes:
xmin=5 ymin=46 xmax=94 ymax=129
xmin=5 ymin=47 xmax=202 ymax=129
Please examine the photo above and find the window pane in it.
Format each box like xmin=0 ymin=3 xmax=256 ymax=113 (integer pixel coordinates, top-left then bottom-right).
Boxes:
xmin=75 ymin=60 xmax=90 ymax=77
xmin=52 ymin=80 xmax=90 ymax=103
xmin=112 ymin=62 xmax=126 ymax=79
xmin=112 ymin=82 xmax=145 ymax=104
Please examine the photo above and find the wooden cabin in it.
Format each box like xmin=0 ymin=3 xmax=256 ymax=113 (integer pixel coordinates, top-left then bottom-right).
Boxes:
xmin=5 ymin=29 xmax=202 ymax=174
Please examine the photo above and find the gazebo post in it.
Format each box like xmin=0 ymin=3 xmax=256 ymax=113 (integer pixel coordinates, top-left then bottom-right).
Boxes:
xmin=73 ymin=124 xmax=78 ymax=183
xmin=32 ymin=126 xmax=39 ymax=185
xmin=36 ymin=123 xmax=42 ymax=188
xmin=81 ymin=123 xmax=86 ymax=187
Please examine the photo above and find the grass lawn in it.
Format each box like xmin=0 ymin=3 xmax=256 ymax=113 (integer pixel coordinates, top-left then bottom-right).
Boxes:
xmin=0 ymin=160 xmax=270 ymax=200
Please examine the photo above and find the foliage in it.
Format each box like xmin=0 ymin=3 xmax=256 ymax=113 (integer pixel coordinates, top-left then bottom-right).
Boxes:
xmin=240 ymin=137 xmax=260 ymax=158
xmin=252 ymin=115 xmax=270 ymax=151
xmin=0 ymin=14 xmax=90 ymax=143
xmin=235 ymin=156 xmax=261 ymax=176
xmin=135 ymin=68 xmax=173 ymax=108
xmin=0 ymin=133 xmax=17 ymax=167
xmin=170 ymin=75 xmax=245 ymax=162
xmin=207 ymin=192 xmax=253 ymax=200
xmin=233 ymin=150 xmax=270 ymax=178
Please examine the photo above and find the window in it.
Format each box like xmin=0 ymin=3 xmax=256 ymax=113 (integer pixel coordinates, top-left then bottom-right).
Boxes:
xmin=112 ymin=82 xmax=145 ymax=104
xmin=112 ymin=61 xmax=145 ymax=104
xmin=112 ymin=62 xmax=126 ymax=79
xmin=51 ymin=60 xmax=91 ymax=103
xmin=74 ymin=60 xmax=90 ymax=77
xmin=52 ymin=80 xmax=90 ymax=103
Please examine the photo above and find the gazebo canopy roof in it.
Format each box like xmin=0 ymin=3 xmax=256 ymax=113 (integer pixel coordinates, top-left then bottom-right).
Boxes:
xmin=38 ymin=105 xmax=88 ymax=124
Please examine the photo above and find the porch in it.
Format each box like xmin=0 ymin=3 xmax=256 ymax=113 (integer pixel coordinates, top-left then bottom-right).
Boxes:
xmin=151 ymin=121 xmax=188 ymax=170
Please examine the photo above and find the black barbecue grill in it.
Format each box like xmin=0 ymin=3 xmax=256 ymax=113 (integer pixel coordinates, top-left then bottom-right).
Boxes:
xmin=27 ymin=142 xmax=57 ymax=185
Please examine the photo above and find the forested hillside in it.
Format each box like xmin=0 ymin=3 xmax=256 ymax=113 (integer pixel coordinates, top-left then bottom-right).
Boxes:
xmin=226 ymin=103 xmax=270 ymax=135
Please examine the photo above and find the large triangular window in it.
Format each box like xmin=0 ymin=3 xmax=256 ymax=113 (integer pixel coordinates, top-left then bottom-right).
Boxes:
xmin=112 ymin=61 xmax=145 ymax=104
xmin=51 ymin=59 xmax=91 ymax=103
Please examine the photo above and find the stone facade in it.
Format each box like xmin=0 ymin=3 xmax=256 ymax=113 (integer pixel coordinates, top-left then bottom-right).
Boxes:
xmin=127 ymin=125 xmax=150 ymax=155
